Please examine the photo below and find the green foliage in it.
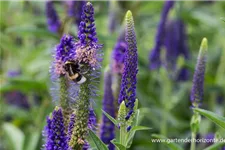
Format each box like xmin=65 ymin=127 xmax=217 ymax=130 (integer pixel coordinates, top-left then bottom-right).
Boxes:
xmin=88 ymin=129 xmax=108 ymax=150
xmin=193 ymin=108 xmax=225 ymax=129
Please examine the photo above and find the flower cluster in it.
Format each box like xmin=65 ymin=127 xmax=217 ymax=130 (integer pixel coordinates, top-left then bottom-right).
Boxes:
xmin=190 ymin=38 xmax=207 ymax=107
xmin=53 ymin=34 xmax=76 ymax=76
xmin=44 ymin=107 xmax=68 ymax=150
xmin=149 ymin=0 xmax=174 ymax=69
xmin=118 ymin=11 xmax=138 ymax=120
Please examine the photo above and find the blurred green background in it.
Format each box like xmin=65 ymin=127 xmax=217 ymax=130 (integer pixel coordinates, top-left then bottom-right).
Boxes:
xmin=0 ymin=1 xmax=225 ymax=150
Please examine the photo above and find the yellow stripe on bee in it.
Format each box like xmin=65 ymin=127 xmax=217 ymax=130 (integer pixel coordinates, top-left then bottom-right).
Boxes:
xmin=70 ymin=73 xmax=79 ymax=80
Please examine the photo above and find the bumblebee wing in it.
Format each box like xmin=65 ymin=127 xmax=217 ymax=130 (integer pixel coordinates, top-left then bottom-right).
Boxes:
xmin=77 ymin=76 xmax=86 ymax=84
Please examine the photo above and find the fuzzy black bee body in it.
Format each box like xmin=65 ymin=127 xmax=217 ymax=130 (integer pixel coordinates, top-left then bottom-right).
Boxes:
xmin=64 ymin=61 xmax=86 ymax=84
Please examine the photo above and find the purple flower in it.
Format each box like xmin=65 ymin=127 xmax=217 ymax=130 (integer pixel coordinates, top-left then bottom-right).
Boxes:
xmin=44 ymin=107 xmax=68 ymax=150
xmin=53 ymin=34 xmax=76 ymax=76
xmin=163 ymin=19 xmax=190 ymax=81
xmin=149 ymin=1 xmax=174 ymax=69
xmin=67 ymin=1 xmax=85 ymax=27
xmin=100 ymin=70 xmax=115 ymax=150
xmin=190 ymin=38 xmax=207 ymax=107
xmin=74 ymin=2 xmax=102 ymax=68
xmin=204 ymin=133 xmax=214 ymax=146
xmin=111 ymin=31 xmax=127 ymax=74
xmin=46 ymin=1 xmax=61 ymax=33
xmin=118 ymin=11 xmax=138 ymax=120
xmin=78 ymin=2 xmax=98 ymax=45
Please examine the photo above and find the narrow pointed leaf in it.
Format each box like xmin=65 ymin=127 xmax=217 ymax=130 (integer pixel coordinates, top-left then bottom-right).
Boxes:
xmin=3 ymin=123 xmax=25 ymax=150
xmin=111 ymin=139 xmax=126 ymax=150
xmin=102 ymin=109 xmax=118 ymax=125
xmin=130 ymin=126 xmax=151 ymax=132
xmin=193 ymin=108 xmax=225 ymax=129
xmin=88 ymin=129 xmax=108 ymax=150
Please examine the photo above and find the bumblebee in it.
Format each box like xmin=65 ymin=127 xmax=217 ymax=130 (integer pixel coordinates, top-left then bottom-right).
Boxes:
xmin=64 ymin=61 xmax=87 ymax=84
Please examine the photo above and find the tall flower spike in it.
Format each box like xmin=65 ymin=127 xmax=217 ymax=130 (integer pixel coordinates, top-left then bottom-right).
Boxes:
xmin=118 ymin=10 xmax=138 ymax=120
xmin=190 ymin=38 xmax=207 ymax=107
xmin=67 ymin=1 xmax=86 ymax=27
xmin=163 ymin=19 xmax=190 ymax=81
xmin=46 ymin=1 xmax=61 ymax=33
xmin=74 ymin=2 xmax=102 ymax=68
xmin=69 ymin=2 xmax=102 ymax=149
xmin=100 ymin=69 xmax=115 ymax=150
xmin=149 ymin=1 xmax=174 ymax=69
xmin=44 ymin=107 xmax=68 ymax=150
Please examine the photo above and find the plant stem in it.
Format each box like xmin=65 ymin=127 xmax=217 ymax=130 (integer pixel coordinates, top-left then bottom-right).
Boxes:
xmin=190 ymin=132 xmax=196 ymax=150
xmin=120 ymin=125 xmax=126 ymax=146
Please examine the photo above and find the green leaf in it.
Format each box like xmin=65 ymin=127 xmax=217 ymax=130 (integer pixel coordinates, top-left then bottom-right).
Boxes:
xmin=151 ymin=134 xmax=183 ymax=150
xmin=102 ymin=109 xmax=118 ymax=126
xmin=130 ymin=126 xmax=151 ymax=132
xmin=111 ymin=139 xmax=126 ymax=150
xmin=5 ymin=26 xmax=59 ymax=39
xmin=193 ymin=108 xmax=225 ymax=129
xmin=203 ymin=142 xmax=225 ymax=150
xmin=3 ymin=123 xmax=25 ymax=150
xmin=25 ymin=131 xmax=41 ymax=150
xmin=220 ymin=17 xmax=225 ymax=22
xmin=88 ymin=129 xmax=108 ymax=150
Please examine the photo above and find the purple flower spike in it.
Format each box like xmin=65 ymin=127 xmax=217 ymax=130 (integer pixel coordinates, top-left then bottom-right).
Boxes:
xmin=149 ymin=1 xmax=174 ymax=69
xmin=190 ymin=38 xmax=208 ymax=107
xmin=112 ymin=31 xmax=127 ymax=74
xmin=44 ymin=107 xmax=68 ymax=150
xmin=67 ymin=1 xmax=86 ymax=27
xmin=163 ymin=19 xmax=190 ymax=81
xmin=74 ymin=2 xmax=102 ymax=68
xmin=118 ymin=11 xmax=138 ymax=120
xmin=100 ymin=70 xmax=115 ymax=150
xmin=78 ymin=2 xmax=98 ymax=45
xmin=46 ymin=1 xmax=61 ymax=33
xmin=53 ymin=34 xmax=76 ymax=76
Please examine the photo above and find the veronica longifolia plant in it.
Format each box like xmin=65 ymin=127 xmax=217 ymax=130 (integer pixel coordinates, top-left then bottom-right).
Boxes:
xmin=190 ymin=38 xmax=208 ymax=150
xmin=44 ymin=2 xmax=101 ymax=150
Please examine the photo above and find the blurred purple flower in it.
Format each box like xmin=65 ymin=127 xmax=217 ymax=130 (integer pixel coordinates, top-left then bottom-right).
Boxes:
xmin=46 ymin=1 xmax=61 ymax=33
xmin=100 ymin=70 xmax=115 ymax=150
xmin=204 ymin=133 xmax=214 ymax=146
xmin=67 ymin=1 xmax=85 ymax=27
xmin=44 ymin=107 xmax=68 ymax=150
xmin=111 ymin=31 xmax=127 ymax=74
xmin=118 ymin=11 xmax=138 ymax=120
xmin=3 ymin=70 xmax=29 ymax=109
xmin=149 ymin=1 xmax=174 ymax=69
xmin=163 ymin=19 xmax=190 ymax=81
xmin=190 ymin=38 xmax=207 ymax=107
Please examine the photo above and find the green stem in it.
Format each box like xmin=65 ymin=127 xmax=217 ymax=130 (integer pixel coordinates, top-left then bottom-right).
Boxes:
xmin=190 ymin=132 xmax=196 ymax=150
xmin=120 ymin=125 xmax=126 ymax=146
xmin=69 ymin=79 xmax=90 ymax=149
xmin=59 ymin=77 xmax=69 ymax=108
xmin=160 ymin=109 xmax=167 ymax=136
